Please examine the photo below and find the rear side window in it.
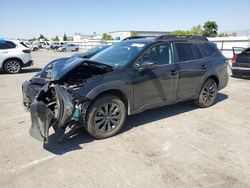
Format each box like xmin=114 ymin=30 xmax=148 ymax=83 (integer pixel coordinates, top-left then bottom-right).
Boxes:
xmin=198 ymin=43 xmax=217 ymax=57
xmin=20 ymin=42 xmax=29 ymax=48
xmin=0 ymin=41 xmax=16 ymax=49
xmin=175 ymin=43 xmax=203 ymax=62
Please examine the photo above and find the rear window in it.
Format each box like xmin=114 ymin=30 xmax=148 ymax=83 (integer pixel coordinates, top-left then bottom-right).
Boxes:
xmin=198 ymin=43 xmax=217 ymax=57
xmin=20 ymin=42 xmax=29 ymax=48
xmin=175 ymin=43 xmax=203 ymax=62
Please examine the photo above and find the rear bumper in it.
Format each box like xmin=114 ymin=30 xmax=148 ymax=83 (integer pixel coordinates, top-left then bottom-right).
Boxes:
xmin=23 ymin=60 xmax=34 ymax=67
xmin=232 ymin=67 xmax=250 ymax=77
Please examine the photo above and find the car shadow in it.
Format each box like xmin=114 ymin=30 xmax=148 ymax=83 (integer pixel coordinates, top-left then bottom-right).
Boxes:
xmin=21 ymin=68 xmax=42 ymax=73
xmin=43 ymin=93 xmax=228 ymax=155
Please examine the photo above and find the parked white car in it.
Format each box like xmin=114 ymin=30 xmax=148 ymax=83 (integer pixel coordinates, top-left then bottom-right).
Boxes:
xmin=58 ymin=44 xmax=79 ymax=52
xmin=0 ymin=39 xmax=33 ymax=74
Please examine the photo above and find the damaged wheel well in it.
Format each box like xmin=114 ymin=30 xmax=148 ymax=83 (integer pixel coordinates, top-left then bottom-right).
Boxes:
xmin=92 ymin=89 xmax=128 ymax=114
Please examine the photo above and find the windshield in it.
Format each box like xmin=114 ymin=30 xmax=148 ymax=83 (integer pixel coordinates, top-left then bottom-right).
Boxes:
xmin=90 ymin=41 xmax=149 ymax=68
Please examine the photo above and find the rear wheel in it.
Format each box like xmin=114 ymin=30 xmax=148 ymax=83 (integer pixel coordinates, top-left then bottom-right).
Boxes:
xmin=4 ymin=59 xmax=21 ymax=74
xmin=75 ymin=48 xmax=79 ymax=52
xmin=86 ymin=94 xmax=126 ymax=139
xmin=195 ymin=78 xmax=218 ymax=108
xmin=62 ymin=48 xmax=66 ymax=52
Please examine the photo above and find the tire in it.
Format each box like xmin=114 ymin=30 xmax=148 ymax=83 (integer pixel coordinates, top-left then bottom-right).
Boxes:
xmin=194 ymin=78 xmax=218 ymax=108
xmin=4 ymin=59 xmax=22 ymax=74
xmin=85 ymin=94 xmax=127 ymax=139
xmin=75 ymin=48 xmax=79 ymax=52
xmin=62 ymin=48 xmax=66 ymax=52
xmin=33 ymin=47 xmax=38 ymax=51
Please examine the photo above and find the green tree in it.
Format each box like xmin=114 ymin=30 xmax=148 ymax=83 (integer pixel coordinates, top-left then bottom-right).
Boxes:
xmin=130 ymin=31 xmax=138 ymax=37
xmin=202 ymin=21 xmax=218 ymax=37
xmin=217 ymin=33 xmax=228 ymax=37
xmin=171 ymin=30 xmax=190 ymax=36
xmin=52 ymin=36 xmax=60 ymax=41
xmin=190 ymin=25 xmax=203 ymax=36
xmin=102 ymin=33 xmax=113 ymax=40
xmin=38 ymin=34 xmax=46 ymax=40
xmin=63 ymin=33 xmax=67 ymax=41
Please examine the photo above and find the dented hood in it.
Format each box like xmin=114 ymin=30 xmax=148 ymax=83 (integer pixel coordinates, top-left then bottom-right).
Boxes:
xmin=46 ymin=58 xmax=84 ymax=81
xmin=44 ymin=58 xmax=113 ymax=81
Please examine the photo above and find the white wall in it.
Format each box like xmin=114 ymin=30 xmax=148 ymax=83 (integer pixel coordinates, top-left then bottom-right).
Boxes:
xmin=208 ymin=36 xmax=250 ymax=58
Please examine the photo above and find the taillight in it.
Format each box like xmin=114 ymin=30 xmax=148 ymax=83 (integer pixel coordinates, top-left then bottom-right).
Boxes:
xmin=23 ymin=49 xmax=31 ymax=53
xmin=231 ymin=55 xmax=237 ymax=63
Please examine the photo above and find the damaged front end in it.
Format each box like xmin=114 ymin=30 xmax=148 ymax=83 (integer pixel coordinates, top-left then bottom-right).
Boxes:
xmin=30 ymin=84 xmax=90 ymax=143
xmin=28 ymin=59 xmax=114 ymax=143
xmin=30 ymin=84 xmax=89 ymax=143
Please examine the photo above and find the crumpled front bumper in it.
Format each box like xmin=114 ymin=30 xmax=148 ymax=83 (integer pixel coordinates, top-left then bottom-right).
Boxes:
xmin=29 ymin=85 xmax=74 ymax=143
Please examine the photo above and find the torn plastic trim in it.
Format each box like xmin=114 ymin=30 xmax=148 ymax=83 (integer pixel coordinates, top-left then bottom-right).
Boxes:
xmin=29 ymin=84 xmax=91 ymax=144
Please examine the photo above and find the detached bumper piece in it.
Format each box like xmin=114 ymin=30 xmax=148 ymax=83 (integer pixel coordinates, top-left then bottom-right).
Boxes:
xmin=30 ymin=100 xmax=55 ymax=143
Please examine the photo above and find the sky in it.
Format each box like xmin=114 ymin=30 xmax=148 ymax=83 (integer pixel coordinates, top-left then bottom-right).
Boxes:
xmin=1 ymin=0 xmax=250 ymax=39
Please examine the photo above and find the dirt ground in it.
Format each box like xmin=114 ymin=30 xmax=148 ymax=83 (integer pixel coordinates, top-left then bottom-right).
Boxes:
xmin=0 ymin=50 xmax=249 ymax=188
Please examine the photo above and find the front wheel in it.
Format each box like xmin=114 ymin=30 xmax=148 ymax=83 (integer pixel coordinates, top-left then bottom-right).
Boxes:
xmin=86 ymin=94 xmax=126 ymax=139
xmin=194 ymin=78 xmax=218 ymax=108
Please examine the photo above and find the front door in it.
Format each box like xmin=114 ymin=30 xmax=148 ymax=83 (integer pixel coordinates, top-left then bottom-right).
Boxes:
xmin=133 ymin=43 xmax=179 ymax=111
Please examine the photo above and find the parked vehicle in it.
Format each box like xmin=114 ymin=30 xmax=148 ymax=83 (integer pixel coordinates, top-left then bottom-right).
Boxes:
xmin=231 ymin=47 xmax=250 ymax=77
xmin=38 ymin=42 xmax=50 ymax=49
xmin=58 ymin=44 xmax=79 ymax=52
xmin=51 ymin=42 xmax=66 ymax=50
xmin=71 ymin=45 xmax=110 ymax=58
xmin=0 ymin=39 xmax=33 ymax=74
xmin=24 ymin=35 xmax=228 ymax=143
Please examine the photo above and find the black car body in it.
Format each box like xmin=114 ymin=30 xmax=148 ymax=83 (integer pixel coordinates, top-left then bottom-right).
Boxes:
xmin=23 ymin=35 xmax=228 ymax=143
xmin=231 ymin=47 xmax=250 ymax=77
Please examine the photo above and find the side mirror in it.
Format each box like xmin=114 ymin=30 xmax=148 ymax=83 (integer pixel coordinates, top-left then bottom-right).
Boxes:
xmin=140 ymin=61 xmax=156 ymax=70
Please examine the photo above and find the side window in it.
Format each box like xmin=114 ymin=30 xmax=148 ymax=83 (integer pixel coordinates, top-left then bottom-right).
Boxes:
xmin=141 ymin=43 xmax=173 ymax=65
xmin=198 ymin=43 xmax=216 ymax=57
xmin=191 ymin=44 xmax=203 ymax=59
xmin=0 ymin=41 xmax=16 ymax=50
xmin=175 ymin=43 xmax=193 ymax=62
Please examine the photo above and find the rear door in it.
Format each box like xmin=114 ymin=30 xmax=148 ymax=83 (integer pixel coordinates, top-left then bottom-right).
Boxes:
xmin=174 ymin=42 xmax=210 ymax=99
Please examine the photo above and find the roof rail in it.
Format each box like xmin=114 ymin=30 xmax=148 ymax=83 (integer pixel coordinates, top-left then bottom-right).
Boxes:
xmin=156 ymin=35 xmax=208 ymax=41
xmin=122 ymin=36 xmax=156 ymax=41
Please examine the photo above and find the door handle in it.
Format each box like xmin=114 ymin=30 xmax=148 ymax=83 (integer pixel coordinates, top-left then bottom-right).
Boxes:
xmin=201 ymin=65 xmax=208 ymax=70
xmin=2 ymin=51 xmax=8 ymax=54
xmin=171 ymin=70 xmax=178 ymax=75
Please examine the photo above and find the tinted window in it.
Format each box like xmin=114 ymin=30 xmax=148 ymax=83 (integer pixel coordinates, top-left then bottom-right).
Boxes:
xmin=175 ymin=43 xmax=193 ymax=62
xmin=175 ymin=43 xmax=204 ymax=62
xmin=141 ymin=43 xmax=173 ymax=65
xmin=198 ymin=43 xmax=216 ymax=57
xmin=191 ymin=45 xmax=203 ymax=59
xmin=0 ymin=41 xmax=16 ymax=49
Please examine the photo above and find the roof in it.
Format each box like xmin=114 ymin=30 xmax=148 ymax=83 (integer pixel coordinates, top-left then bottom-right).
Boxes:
xmin=122 ymin=35 xmax=208 ymax=43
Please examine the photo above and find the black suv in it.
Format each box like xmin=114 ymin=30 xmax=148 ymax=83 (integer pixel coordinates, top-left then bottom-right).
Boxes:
xmin=25 ymin=35 xmax=228 ymax=143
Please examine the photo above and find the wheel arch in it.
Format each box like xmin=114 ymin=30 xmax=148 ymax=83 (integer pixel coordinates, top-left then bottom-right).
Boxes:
xmin=89 ymin=89 xmax=129 ymax=115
